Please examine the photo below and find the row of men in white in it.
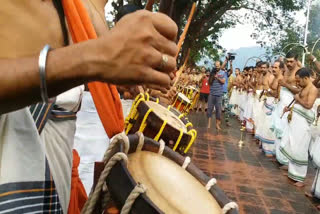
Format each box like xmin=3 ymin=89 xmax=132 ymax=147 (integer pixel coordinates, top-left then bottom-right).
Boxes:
xmin=229 ymin=53 xmax=320 ymax=207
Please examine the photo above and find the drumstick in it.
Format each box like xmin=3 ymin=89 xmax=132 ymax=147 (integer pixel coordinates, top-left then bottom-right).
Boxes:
xmin=280 ymin=99 xmax=295 ymax=119
xmin=259 ymin=89 xmax=265 ymax=101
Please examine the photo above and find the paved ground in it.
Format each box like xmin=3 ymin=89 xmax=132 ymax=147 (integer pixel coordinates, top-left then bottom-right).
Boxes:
xmin=187 ymin=112 xmax=320 ymax=214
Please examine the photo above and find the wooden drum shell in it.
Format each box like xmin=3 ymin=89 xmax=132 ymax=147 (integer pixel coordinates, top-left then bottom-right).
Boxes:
xmin=128 ymin=101 xmax=191 ymax=152
xmin=94 ymin=135 xmax=238 ymax=214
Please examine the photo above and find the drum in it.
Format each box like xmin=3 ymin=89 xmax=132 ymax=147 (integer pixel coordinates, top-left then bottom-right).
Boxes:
xmin=86 ymin=133 xmax=238 ymax=214
xmin=126 ymin=100 xmax=196 ymax=154
xmin=172 ymin=93 xmax=191 ymax=113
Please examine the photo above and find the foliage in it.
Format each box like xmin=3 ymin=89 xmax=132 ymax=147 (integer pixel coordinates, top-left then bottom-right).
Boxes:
xmin=271 ymin=2 xmax=320 ymax=68
xmin=106 ymin=0 xmax=305 ymax=66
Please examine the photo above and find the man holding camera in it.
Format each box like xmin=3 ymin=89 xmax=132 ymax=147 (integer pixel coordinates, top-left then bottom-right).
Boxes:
xmin=207 ymin=60 xmax=226 ymax=130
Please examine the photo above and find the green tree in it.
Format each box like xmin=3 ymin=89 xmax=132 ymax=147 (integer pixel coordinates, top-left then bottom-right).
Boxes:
xmin=106 ymin=0 xmax=305 ymax=66
xmin=272 ymin=2 xmax=320 ymax=68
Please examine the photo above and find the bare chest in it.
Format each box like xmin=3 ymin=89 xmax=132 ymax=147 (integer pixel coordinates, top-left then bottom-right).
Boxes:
xmin=0 ymin=0 xmax=65 ymax=58
xmin=0 ymin=0 xmax=106 ymax=59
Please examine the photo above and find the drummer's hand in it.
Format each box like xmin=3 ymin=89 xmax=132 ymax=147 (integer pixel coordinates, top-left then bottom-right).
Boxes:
xmin=87 ymin=11 xmax=178 ymax=90
xmin=278 ymin=79 xmax=286 ymax=87
xmin=167 ymin=87 xmax=177 ymax=100
xmin=283 ymin=107 xmax=290 ymax=114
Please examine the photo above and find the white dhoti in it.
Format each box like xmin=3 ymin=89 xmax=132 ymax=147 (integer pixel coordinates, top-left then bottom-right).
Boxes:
xmin=260 ymin=97 xmax=276 ymax=155
xmin=253 ymin=90 xmax=265 ymax=140
xmin=309 ymin=122 xmax=320 ymax=198
xmin=244 ymin=91 xmax=254 ymax=133
xmin=271 ymin=87 xmax=294 ymax=139
xmin=239 ymin=91 xmax=247 ymax=121
xmin=229 ymin=87 xmax=238 ymax=115
xmin=73 ymin=91 xmax=110 ymax=195
xmin=271 ymin=87 xmax=294 ymax=165
xmin=280 ymin=104 xmax=314 ymax=182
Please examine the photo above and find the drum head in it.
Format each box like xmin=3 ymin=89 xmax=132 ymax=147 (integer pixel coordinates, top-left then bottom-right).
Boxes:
xmin=178 ymin=93 xmax=190 ymax=104
xmin=145 ymin=101 xmax=187 ymax=132
xmin=128 ymin=151 xmax=222 ymax=214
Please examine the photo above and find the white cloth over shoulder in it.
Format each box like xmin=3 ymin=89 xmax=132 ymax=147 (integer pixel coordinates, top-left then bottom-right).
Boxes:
xmin=56 ymin=85 xmax=84 ymax=112
xmin=73 ymin=91 xmax=110 ymax=195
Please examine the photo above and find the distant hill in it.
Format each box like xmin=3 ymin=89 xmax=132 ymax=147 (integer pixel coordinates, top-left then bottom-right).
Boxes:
xmin=228 ymin=46 xmax=267 ymax=69
xmin=198 ymin=46 xmax=267 ymax=70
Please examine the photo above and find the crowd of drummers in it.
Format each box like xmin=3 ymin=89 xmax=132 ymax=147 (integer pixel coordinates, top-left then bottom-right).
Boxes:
xmin=228 ymin=52 xmax=320 ymax=209
xmin=2 ymin=0 xmax=320 ymax=212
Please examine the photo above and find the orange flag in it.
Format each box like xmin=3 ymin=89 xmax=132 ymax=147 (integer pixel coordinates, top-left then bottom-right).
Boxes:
xmin=62 ymin=0 xmax=124 ymax=139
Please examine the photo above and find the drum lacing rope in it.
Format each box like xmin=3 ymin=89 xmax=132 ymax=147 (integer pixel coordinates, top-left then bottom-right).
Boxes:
xmin=222 ymin=202 xmax=239 ymax=214
xmin=184 ymin=129 xmax=197 ymax=153
xmin=173 ymin=129 xmax=184 ymax=151
xmin=125 ymin=93 xmax=144 ymax=125
xmin=120 ymin=183 xmax=147 ymax=214
xmin=158 ymin=140 xmax=165 ymax=155
xmin=185 ymin=122 xmax=193 ymax=128
xmin=138 ymin=109 xmax=154 ymax=132
xmin=81 ymin=133 xmax=130 ymax=214
xmin=182 ymin=157 xmax=191 ymax=169
xmin=154 ymin=120 xmax=168 ymax=141
xmin=172 ymin=94 xmax=179 ymax=107
xmin=178 ymin=113 xmax=184 ymax=119
xmin=205 ymin=178 xmax=217 ymax=190
xmin=82 ymin=153 xmax=128 ymax=214
xmin=125 ymin=94 xmax=146 ymax=134
xmin=145 ymin=92 xmax=150 ymax=101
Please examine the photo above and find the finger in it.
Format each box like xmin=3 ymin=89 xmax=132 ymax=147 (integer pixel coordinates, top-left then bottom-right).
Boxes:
xmin=136 ymin=66 xmax=171 ymax=88
xmin=145 ymin=84 xmax=168 ymax=94
xmin=151 ymin=12 xmax=178 ymax=41
xmin=150 ymin=49 xmax=176 ymax=73
xmin=169 ymin=72 xmax=175 ymax=80
xmin=152 ymin=31 xmax=178 ymax=57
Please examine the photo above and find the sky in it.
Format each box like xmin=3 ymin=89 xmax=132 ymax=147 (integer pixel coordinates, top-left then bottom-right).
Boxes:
xmin=218 ymin=9 xmax=307 ymax=52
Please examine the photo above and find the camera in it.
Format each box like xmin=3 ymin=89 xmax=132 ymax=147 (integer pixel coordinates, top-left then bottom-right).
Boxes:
xmin=227 ymin=53 xmax=236 ymax=61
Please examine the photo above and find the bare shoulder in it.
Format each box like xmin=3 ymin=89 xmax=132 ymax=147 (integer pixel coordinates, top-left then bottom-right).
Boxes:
xmin=311 ymin=85 xmax=318 ymax=94
xmin=90 ymin=0 xmax=108 ymax=9
xmin=83 ymin=0 xmax=109 ymax=35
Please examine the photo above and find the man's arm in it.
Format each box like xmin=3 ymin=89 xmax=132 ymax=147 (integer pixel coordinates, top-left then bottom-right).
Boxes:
xmin=217 ymin=74 xmax=226 ymax=84
xmin=279 ymin=79 xmax=300 ymax=94
xmin=294 ymin=88 xmax=318 ymax=109
xmin=221 ymin=58 xmax=228 ymax=70
xmin=309 ymin=54 xmax=320 ymax=73
xmin=285 ymin=84 xmax=301 ymax=94
xmin=0 ymin=11 xmax=178 ymax=114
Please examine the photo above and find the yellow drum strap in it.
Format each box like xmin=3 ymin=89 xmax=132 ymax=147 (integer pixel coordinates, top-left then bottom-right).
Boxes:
xmin=125 ymin=97 xmax=145 ymax=134
xmin=172 ymin=95 xmax=179 ymax=107
xmin=154 ymin=120 xmax=167 ymax=141
xmin=184 ymin=129 xmax=197 ymax=153
xmin=167 ymin=105 xmax=172 ymax=110
xmin=145 ymin=92 xmax=150 ymax=101
xmin=178 ymin=114 xmax=184 ymax=119
xmin=185 ymin=122 xmax=193 ymax=128
xmin=138 ymin=108 xmax=154 ymax=133
xmin=156 ymin=98 xmax=159 ymax=103
xmin=173 ymin=129 xmax=184 ymax=151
